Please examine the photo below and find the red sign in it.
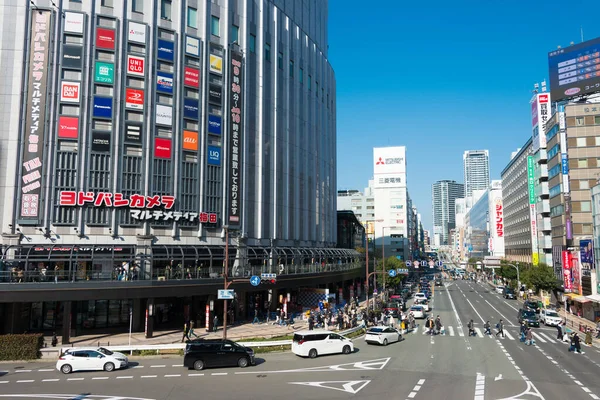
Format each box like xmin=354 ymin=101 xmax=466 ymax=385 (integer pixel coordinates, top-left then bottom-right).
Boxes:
xmin=562 ymin=251 xmax=573 ymax=291
xmin=96 ymin=28 xmax=115 ymax=50
xmin=155 ymin=138 xmax=172 ymax=159
xmin=539 ymin=94 xmax=549 ymax=104
xmin=495 ymin=199 xmax=504 ymax=237
xmin=58 ymin=116 xmax=79 ymax=139
xmin=60 ymin=82 xmax=80 ymax=103
xmin=125 ymin=88 xmax=144 ymax=110
xmin=184 ymin=67 xmax=200 ymax=88
xmin=127 ymin=55 xmax=145 ymax=76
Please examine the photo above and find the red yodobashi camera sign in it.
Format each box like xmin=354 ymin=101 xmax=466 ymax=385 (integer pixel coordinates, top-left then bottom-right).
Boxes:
xmin=127 ymin=55 xmax=145 ymax=76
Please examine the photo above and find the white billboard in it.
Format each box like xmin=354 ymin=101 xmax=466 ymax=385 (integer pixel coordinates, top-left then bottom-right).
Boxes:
xmin=488 ymin=187 xmax=505 ymax=257
xmin=531 ymin=93 xmax=551 ymax=153
xmin=156 ymin=105 xmax=173 ymax=126
xmin=128 ymin=22 xmax=146 ymax=44
xmin=64 ymin=12 xmax=84 ymax=34
xmin=373 ymin=147 xmax=406 ymax=188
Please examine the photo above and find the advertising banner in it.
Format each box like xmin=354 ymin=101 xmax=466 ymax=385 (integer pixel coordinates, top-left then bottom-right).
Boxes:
xmin=183 ymin=98 xmax=199 ymax=120
xmin=185 ymin=35 xmax=200 ymax=56
xmin=125 ymin=88 xmax=144 ymax=110
xmin=156 ymin=71 xmax=174 ymax=93
xmin=155 ymin=105 xmax=173 ymax=126
xmin=572 ymin=253 xmax=581 ymax=294
xmin=62 ymin=45 xmax=83 ymax=69
xmin=19 ymin=10 xmax=53 ymax=221
xmin=494 ymin=198 xmax=503 ymax=237
xmin=208 ymin=114 xmax=222 ymax=135
xmin=549 ymin=37 xmax=600 ymax=102
xmin=208 ymin=145 xmax=221 ymax=166
xmin=60 ymin=81 xmax=81 ymax=103
xmin=128 ymin=21 xmax=146 ymax=44
xmin=91 ymin=131 xmax=111 ymax=152
xmin=527 ymin=156 xmax=535 ymax=204
xmin=182 ymin=130 xmax=198 ymax=151
xmin=96 ymin=27 xmax=115 ymax=50
xmin=184 ymin=67 xmax=200 ymax=88
xmin=127 ymin=55 xmax=145 ymax=76
xmin=64 ymin=12 xmax=84 ymax=34
xmin=154 ymin=138 xmax=172 ymax=159
xmin=157 ymin=39 xmax=174 ymax=62
xmin=580 ymin=239 xmax=594 ymax=275
xmin=125 ymin=122 xmax=142 ymax=143
xmin=58 ymin=116 xmax=79 ymax=139
xmin=227 ymin=51 xmax=244 ymax=226
xmin=93 ymin=96 xmax=113 ymax=119
xmin=95 ymin=61 xmax=114 ymax=84
xmin=209 ymin=54 xmax=223 ymax=75
xmin=209 ymin=84 xmax=222 ymax=105
xmin=563 ymin=251 xmax=573 ymax=292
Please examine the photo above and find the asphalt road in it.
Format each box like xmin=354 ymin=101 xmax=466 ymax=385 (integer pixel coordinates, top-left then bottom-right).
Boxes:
xmin=1 ymin=279 xmax=599 ymax=399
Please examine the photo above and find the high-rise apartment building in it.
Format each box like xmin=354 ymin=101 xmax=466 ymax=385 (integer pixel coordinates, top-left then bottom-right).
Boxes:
xmin=464 ymin=150 xmax=490 ymax=198
xmin=432 ymin=180 xmax=464 ymax=245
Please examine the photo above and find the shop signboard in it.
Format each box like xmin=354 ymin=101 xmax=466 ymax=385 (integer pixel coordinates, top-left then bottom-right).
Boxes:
xmin=95 ymin=61 xmax=114 ymax=84
xmin=227 ymin=51 xmax=244 ymax=226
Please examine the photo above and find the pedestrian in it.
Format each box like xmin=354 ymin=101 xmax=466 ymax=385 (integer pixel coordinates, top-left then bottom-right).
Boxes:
xmin=181 ymin=321 xmax=189 ymax=342
xmin=496 ymin=319 xmax=505 ymax=338
xmin=435 ymin=315 xmax=442 ymax=335
xmin=569 ymin=332 xmax=584 ymax=354
xmin=213 ymin=315 xmax=218 ymax=332
xmin=188 ymin=320 xmax=198 ymax=339
xmin=556 ymin=321 xmax=563 ymax=340
xmin=252 ymin=308 xmax=260 ymax=324
xmin=308 ymin=314 xmax=314 ymax=331
xmin=51 ymin=332 xmax=58 ymax=347
xmin=484 ymin=321 xmax=491 ymax=335
xmin=525 ymin=327 xmax=535 ymax=346
xmin=585 ymin=327 xmax=593 ymax=346
xmin=426 ymin=317 xmax=435 ymax=335
xmin=467 ymin=319 xmax=475 ymax=336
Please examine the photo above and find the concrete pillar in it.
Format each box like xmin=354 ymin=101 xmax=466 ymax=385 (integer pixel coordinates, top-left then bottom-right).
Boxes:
xmin=61 ymin=301 xmax=72 ymax=345
xmin=145 ymin=298 xmax=154 ymax=338
xmin=132 ymin=298 xmax=143 ymax=332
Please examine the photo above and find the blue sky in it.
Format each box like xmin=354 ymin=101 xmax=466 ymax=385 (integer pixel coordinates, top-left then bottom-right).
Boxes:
xmin=329 ymin=0 xmax=600 ymax=233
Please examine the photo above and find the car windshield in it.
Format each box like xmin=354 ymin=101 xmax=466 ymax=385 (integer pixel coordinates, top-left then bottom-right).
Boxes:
xmin=368 ymin=328 xmax=384 ymax=333
xmin=97 ymin=347 xmax=113 ymax=356
xmin=410 ymin=306 xmax=423 ymax=311
xmin=523 ymin=311 xmax=537 ymax=318
xmin=546 ymin=311 xmax=559 ymax=317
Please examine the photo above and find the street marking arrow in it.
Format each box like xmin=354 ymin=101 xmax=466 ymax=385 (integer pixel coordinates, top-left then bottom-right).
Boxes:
xmin=234 ymin=357 xmax=391 ymax=374
xmin=495 ymin=374 xmax=503 ymax=381
xmin=289 ymin=380 xmax=371 ymax=394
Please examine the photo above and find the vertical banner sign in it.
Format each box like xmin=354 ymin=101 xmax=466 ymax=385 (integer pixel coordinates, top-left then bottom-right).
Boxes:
xmin=527 ymin=156 xmax=539 ymax=265
xmin=19 ymin=10 xmax=53 ymax=221
xmin=228 ymin=52 xmax=243 ymax=226
xmin=562 ymin=251 xmax=573 ymax=292
xmin=580 ymin=239 xmax=594 ymax=277
xmin=571 ymin=252 xmax=581 ymax=295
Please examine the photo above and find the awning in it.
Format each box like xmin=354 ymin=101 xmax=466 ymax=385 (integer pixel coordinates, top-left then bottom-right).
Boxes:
xmin=565 ymin=293 xmax=591 ymax=303
xmin=585 ymin=294 xmax=600 ymax=303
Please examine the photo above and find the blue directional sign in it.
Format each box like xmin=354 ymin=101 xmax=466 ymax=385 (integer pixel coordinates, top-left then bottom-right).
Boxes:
xmin=405 ymin=261 xmax=412 ymax=267
xmin=388 ymin=269 xmax=397 ymax=278
xmin=420 ymin=260 xmax=427 ymax=267
xmin=250 ymin=275 xmax=260 ymax=287
xmin=437 ymin=261 xmax=444 ymax=267
xmin=218 ymin=289 xmax=235 ymax=300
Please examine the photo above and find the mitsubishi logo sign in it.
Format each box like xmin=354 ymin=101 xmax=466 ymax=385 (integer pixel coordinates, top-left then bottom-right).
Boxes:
xmin=376 ymin=157 xmax=385 ymax=165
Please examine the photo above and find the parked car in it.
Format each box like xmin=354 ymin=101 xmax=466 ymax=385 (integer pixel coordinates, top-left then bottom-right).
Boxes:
xmin=413 ymin=293 xmax=427 ymax=302
xmin=540 ymin=308 xmax=562 ymax=326
xmin=57 ymin=347 xmax=129 ymax=374
xmin=409 ymin=305 xmax=426 ymax=319
xmin=365 ymin=326 xmax=403 ymax=346
xmin=495 ymin=286 xmax=505 ymax=294
xmin=414 ymin=298 xmax=430 ymax=311
xmin=517 ymin=309 xmax=540 ymax=327
xmin=292 ymin=330 xmax=353 ymax=359
xmin=503 ymin=287 xmax=516 ymax=299
xmin=183 ymin=339 xmax=255 ymax=371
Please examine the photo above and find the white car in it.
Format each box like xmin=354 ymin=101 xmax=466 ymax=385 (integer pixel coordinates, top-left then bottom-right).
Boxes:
xmin=414 ymin=298 xmax=430 ymax=311
xmin=540 ymin=309 xmax=562 ymax=326
xmin=292 ymin=330 xmax=354 ymax=359
xmin=409 ymin=305 xmax=426 ymax=319
xmin=365 ymin=326 xmax=403 ymax=346
xmin=495 ymin=286 xmax=505 ymax=294
xmin=414 ymin=293 xmax=427 ymax=302
xmin=57 ymin=347 xmax=129 ymax=374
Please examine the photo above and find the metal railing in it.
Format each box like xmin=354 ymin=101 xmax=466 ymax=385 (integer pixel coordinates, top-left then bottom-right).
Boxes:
xmin=0 ymin=261 xmax=362 ymax=285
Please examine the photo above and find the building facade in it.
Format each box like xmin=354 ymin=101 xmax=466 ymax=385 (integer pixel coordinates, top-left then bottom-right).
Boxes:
xmin=501 ymin=138 xmax=534 ymax=264
xmin=464 ymin=181 xmax=504 ymax=259
xmin=0 ymin=0 xmax=363 ymax=338
xmin=463 ymin=150 xmax=490 ymax=198
xmin=432 ymin=180 xmax=464 ymax=246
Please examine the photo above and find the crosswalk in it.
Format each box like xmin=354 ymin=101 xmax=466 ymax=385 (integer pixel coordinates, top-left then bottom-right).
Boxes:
xmin=408 ymin=325 xmax=561 ymax=343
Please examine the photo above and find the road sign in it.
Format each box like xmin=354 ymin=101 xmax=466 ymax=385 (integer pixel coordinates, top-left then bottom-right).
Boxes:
xmin=420 ymin=260 xmax=427 ymax=267
xmin=388 ymin=269 xmax=397 ymax=278
xmin=373 ymin=290 xmax=378 ymax=295
xmin=250 ymin=275 xmax=260 ymax=287
xmin=405 ymin=261 xmax=412 ymax=267
xmin=437 ymin=261 xmax=444 ymax=267
xmin=218 ymin=289 xmax=235 ymax=300
xmin=397 ymin=268 xmax=409 ymax=274
xmin=261 ymin=273 xmax=276 ymax=279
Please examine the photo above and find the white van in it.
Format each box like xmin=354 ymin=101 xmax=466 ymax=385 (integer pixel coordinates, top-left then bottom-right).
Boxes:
xmin=292 ymin=330 xmax=354 ymax=358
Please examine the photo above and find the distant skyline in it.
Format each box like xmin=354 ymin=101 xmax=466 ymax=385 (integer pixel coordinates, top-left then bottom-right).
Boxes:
xmin=329 ymin=0 xmax=600 ymax=233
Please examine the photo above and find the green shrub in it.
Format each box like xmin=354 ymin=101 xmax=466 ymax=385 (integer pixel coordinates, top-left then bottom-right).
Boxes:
xmin=0 ymin=334 xmax=43 ymax=361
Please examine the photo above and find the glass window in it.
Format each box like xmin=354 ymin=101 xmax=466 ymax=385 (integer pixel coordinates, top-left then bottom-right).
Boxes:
xmin=278 ymin=52 xmax=283 ymax=69
xmin=577 ymin=158 xmax=588 ymax=168
xmin=299 ymin=68 xmax=304 ymax=83
xmin=161 ymin=0 xmax=171 ymax=20
xmin=308 ymin=75 xmax=312 ymax=90
xmin=187 ymin=7 xmax=197 ymax=28
xmin=576 ymin=117 xmax=584 ymax=126
xmin=211 ymin=16 xmax=220 ymax=36
xmin=580 ymin=180 xmax=590 ymax=190
xmin=581 ymin=201 xmax=592 ymax=212
xmin=577 ymin=137 xmax=587 ymax=147
xmin=595 ymin=116 xmax=600 ymax=125
xmin=289 ymin=60 xmax=294 ymax=77
xmin=264 ymin=43 xmax=271 ymax=61
xmin=249 ymin=34 xmax=256 ymax=53
xmin=316 ymin=81 xmax=319 ymax=96
xmin=132 ymin=0 xmax=143 ymax=12
xmin=101 ymin=0 xmax=113 ymax=7
xmin=231 ymin=25 xmax=239 ymax=44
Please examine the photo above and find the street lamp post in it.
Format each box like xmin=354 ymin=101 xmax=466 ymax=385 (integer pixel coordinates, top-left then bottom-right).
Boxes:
xmin=365 ymin=231 xmax=369 ymax=310
xmin=506 ymin=263 xmax=520 ymax=289
xmin=222 ymin=226 xmax=230 ymax=340
xmin=382 ymin=227 xmax=390 ymax=294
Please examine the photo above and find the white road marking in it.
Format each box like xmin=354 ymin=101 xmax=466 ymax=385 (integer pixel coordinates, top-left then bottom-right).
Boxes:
xmin=484 ymin=299 xmax=514 ymax=325
xmin=504 ymin=331 xmax=515 ymax=340
xmin=141 ymin=375 xmax=157 ymax=378
xmin=14 ymin=370 xmax=31 ymax=373
xmin=212 ymin=372 xmax=228 ymax=376
xmin=16 ymin=379 xmax=34 ymax=383
xmin=92 ymin=377 xmax=109 ymax=380
xmin=42 ymin=379 xmax=60 ymax=382
xmin=448 ymin=326 xmax=455 ymax=336
xmin=474 ymin=372 xmax=485 ymax=400
xmin=474 ymin=328 xmax=483 ymax=337
xmin=116 ymin=376 xmax=133 ymax=379
xmin=132 ymin=366 xmax=144 ymax=369
xmin=151 ymin=365 xmax=166 ymax=368
xmin=538 ymin=332 xmax=555 ymax=343
xmin=188 ymin=373 xmax=204 ymax=376
xmin=38 ymin=369 xmax=54 ymax=372
xmin=171 ymin=364 xmax=183 ymax=367
xmin=67 ymin=378 xmax=84 ymax=381
xmin=0 ymin=381 xmax=8 ymax=384
xmin=165 ymin=374 xmax=181 ymax=377
xmin=444 ymin=282 xmax=470 ymax=349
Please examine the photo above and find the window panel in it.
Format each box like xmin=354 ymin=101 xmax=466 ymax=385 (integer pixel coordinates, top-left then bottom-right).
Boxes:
xmin=187 ymin=7 xmax=197 ymax=29
xmin=211 ymin=16 xmax=220 ymax=36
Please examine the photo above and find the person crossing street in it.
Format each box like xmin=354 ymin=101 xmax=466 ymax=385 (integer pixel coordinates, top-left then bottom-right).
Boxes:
xmin=496 ymin=319 xmax=505 ymax=338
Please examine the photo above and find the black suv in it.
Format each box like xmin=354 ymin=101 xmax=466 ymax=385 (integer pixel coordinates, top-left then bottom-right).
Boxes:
xmin=523 ymin=300 xmax=540 ymax=313
xmin=183 ymin=339 xmax=255 ymax=371
xmin=517 ymin=309 xmax=540 ymax=327
xmin=503 ymin=287 xmax=516 ymax=299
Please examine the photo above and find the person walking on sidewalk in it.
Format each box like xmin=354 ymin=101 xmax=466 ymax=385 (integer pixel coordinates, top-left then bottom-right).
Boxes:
xmin=252 ymin=309 xmax=260 ymax=324
xmin=181 ymin=321 xmax=190 ymax=342
xmin=213 ymin=315 xmax=218 ymax=332
xmin=496 ymin=319 xmax=505 ymax=338
xmin=556 ymin=321 xmax=564 ymax=340
xmin=585 ymin=326 xmax=593 ymax=346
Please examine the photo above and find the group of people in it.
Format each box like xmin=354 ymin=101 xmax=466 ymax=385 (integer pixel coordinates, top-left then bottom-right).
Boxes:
xmin=467 ymin=319 xmax=505 ymax=337
xmin=307 ymin=298 xmax=361 ymax=331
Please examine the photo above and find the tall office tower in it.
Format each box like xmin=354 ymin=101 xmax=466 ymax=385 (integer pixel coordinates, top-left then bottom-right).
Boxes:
xmin=463 ymin=150 xmax=490 ymax=198
xmin=432 ymin=180 xmax=464 ymax=245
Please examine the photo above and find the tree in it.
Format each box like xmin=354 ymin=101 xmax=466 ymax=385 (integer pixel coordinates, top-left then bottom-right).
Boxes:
xmin=522 ymin=264 xmax=560 ymax=293
xmin=381 ymin=256 xmax=405 ymax=288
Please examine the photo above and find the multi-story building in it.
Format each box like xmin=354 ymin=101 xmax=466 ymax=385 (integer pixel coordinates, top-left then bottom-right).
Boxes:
xmin=464 ymin=150 xmax=490 ymax=198
xmin=0 ymin=0 xmax=363 ymax=338
xmin=547 ymin=103 xmax=600 ymax=297
xmin=337 ymin=184 xmax=374 ymax=235
xmin=432 ymin=180 xmax=464 ymax=245
xmin=501 ymin=138 xmax=534 ymax=264
xmin=464 ymin=180 xmax=505 ymax=259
